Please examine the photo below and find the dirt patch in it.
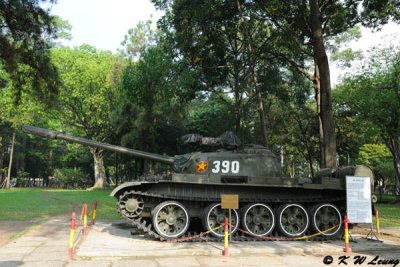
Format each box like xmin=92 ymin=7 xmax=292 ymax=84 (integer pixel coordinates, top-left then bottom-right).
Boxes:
xmin=0 ymin=221 xmax=37 ymax=246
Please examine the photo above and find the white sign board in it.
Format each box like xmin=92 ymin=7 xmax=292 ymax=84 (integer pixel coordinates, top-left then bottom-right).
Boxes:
xmin=346 ymin=176 xmax=372 ymax=223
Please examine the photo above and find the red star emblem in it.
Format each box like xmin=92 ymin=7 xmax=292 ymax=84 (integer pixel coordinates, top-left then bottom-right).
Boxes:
xmin=196 ymin=161 xmax=208 ymax=173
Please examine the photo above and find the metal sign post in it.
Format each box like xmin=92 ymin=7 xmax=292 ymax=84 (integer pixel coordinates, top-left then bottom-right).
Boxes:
xmin=221 ymin=194 xmax=239 ymax=242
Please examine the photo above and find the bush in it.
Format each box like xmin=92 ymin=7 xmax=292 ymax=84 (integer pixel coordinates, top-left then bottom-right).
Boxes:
xmin=53 ymin=168 xmax=90 ymax=188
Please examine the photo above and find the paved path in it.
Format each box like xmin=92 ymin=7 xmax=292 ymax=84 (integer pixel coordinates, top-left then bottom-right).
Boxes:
xmin=0 ymin=216 xmax=69 ymax=267
xmin=0 ymin=217 xmax=399 ymax=267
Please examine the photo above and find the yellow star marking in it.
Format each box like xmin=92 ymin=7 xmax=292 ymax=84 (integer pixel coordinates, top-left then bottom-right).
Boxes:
xmin=196 ymin=161 xmax=208 ymax=173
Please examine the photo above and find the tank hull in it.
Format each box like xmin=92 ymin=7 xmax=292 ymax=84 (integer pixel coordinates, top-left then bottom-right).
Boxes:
xmin=111 ymin=179 xmax=346 ymax=240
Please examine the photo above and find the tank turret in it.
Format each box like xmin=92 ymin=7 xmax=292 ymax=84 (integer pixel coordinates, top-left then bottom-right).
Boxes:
xmin=22 ymin=125 xmax=283 ymax=182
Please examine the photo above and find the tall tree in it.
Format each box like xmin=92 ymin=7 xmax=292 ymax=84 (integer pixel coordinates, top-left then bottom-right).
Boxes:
xmin=154 ymin=0 xmax=283 ymax=146
xmin=257 ymin=0 xmax=400 ymax=167
xmin=118 ymin=42 xmax=194 ymax=174
xmin=0 ymin=68 xmax=50 ymax=189
xmin=117 ymin=20 xmax=196 ymax=174
xmin=334 ymin=47 xmax=400 ymax=194
xmin=51 ymin=45 xmax=124 ymax=189
xmin=0 ymin=1 xmax=72 ymax=189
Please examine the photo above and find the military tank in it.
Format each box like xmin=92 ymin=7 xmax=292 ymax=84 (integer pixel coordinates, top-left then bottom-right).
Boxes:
xmin=22 ymin=125 xmax=375 ymax=240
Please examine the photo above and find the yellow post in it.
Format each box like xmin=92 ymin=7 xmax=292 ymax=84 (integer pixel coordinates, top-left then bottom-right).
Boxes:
xmin=376 ymin=209 xmax=380 ymax=236
xmin=68 ymin=212 xmax=76 ymax=261
xmin=223 ymin=217 xmax=228 ymax=256
xmin=344 ymin=215 xmax=351 ymax=253
xmin=79 ymin=204 xmax=85 ymax=221
xmin=92 ymin=201 xmax=97 ymax=225
xmin=83 ymin=203 xmax=88 ymax=237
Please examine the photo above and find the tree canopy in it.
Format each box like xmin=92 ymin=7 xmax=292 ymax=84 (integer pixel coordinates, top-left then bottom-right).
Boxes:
xmin=1 ymin=1 xmax=400 ymax=193
xmin=334 ymin=45 xmax=400 ymax=193
xmin=0 ymin=0 xmax=60 ymax=100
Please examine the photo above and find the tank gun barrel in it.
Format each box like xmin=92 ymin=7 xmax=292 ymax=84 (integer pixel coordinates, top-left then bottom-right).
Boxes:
xmin=22 ymin=125 xmax=174 ymax=165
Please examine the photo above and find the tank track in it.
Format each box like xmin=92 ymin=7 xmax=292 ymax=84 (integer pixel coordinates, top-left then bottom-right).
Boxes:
xmin=119 ymin=189 xmax=345 ymax=242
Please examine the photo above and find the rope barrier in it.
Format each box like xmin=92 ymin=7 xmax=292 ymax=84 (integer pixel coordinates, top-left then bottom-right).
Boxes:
xmin=294 ymin=224 xmax=340 ymax=240
xmin=167 ymin=222 xmax=340 ymax=243
xmin=165 ymin=225 xmax=224 ymax=243
xmin=233 ymin=223 xmax=340 ymax=241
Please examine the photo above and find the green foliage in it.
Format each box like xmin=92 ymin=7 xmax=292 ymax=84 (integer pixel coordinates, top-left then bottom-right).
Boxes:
xmin=155 ymin=0 xmax=284 ymax=143
xmin=51 ymin=16 xmax=73 ymax=44
xmin=334 ymin=46 xmax=400 ymax=191
xmin=53 ymin=168 xmax=88 ymax=188
xmin=121 ymin=19 xmax=156 ymax=59
xmin=361 ymin=0 xmax=400 ymax=28
xmin=335 ymin=48 xmax=400 ymax=139
xmin=3 ymin=0 xmax=400 ymax=187
xmin=118 ymin=46 xmax=181 ymax=152
xmin=331 ymin=48 xmax=364 ymax=68
xmin=185 ymin=97 xmax=235 ymax=137
xmin=117 ymin=22 xmax=196 ymax=161
xmin=51 ymin=45 xmax=123 ymax=140
xmin=356 ymin=144 xmax=395 ymax=191
xmin=49 ymin=45 xmax=125 ymax=187
xmin=0 ymin=0 xmax=60 ymax=98
xmin=357 ymin=144 xmax=391 ymax=167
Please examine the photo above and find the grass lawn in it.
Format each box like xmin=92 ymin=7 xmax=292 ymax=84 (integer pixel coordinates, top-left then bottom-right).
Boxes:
xmin=375 ymin=203 xmax=400 ymax=227
xmin=373 ymin=194 xmax=400 ymax=227
xmin=0 ymin=188 xmax=121 ymax=221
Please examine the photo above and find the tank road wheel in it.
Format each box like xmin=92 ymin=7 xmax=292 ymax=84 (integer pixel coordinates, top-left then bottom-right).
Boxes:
xmin=118 ymin=191 xmax=144 ymax=219
xmin=276 ymin=203 xmax=309 ymax=238
xmin=310 ymin=203 xmax=342 ymax=237
xmin=202 ymin=203 xmax=239 ymax=237
xmin=151 ymin=201 xmax=190 ymax=239
xmin=240 ymin=203 xmax=275 ymax=237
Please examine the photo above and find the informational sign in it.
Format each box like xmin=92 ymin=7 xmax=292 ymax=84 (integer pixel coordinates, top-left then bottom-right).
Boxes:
xmin=346 ymin=176 xmax=372 ymax=223
xmin=221 ymin=194 xmax=239 ymax=209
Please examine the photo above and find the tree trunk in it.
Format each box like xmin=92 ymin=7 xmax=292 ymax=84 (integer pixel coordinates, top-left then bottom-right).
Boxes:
xmin=88 ymin=147 xmax=107 ymax=190
xmin=309 ymin=0 xmax=337 ymax=168
xmin=234 ymin=86 xmax=242 ymax=135
xmin=254 ymin=76 xmax=269 ymax=147
xmin=386 ymin=136 xmax=400 ymax=195
xmin=232 ymin=42 xmax=243 ymax=135
xmin=313 ymin=63 xmax=325 ymax=168
xmin=0 ymin=142 xmax=5 ymax=183
xmin=4 ymin=129 xmax=16 ymax=189
xmin=237 ymin=0 xmax=269 ymax=147
xmin=141 ymin=98 xmax=154 ymax=175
